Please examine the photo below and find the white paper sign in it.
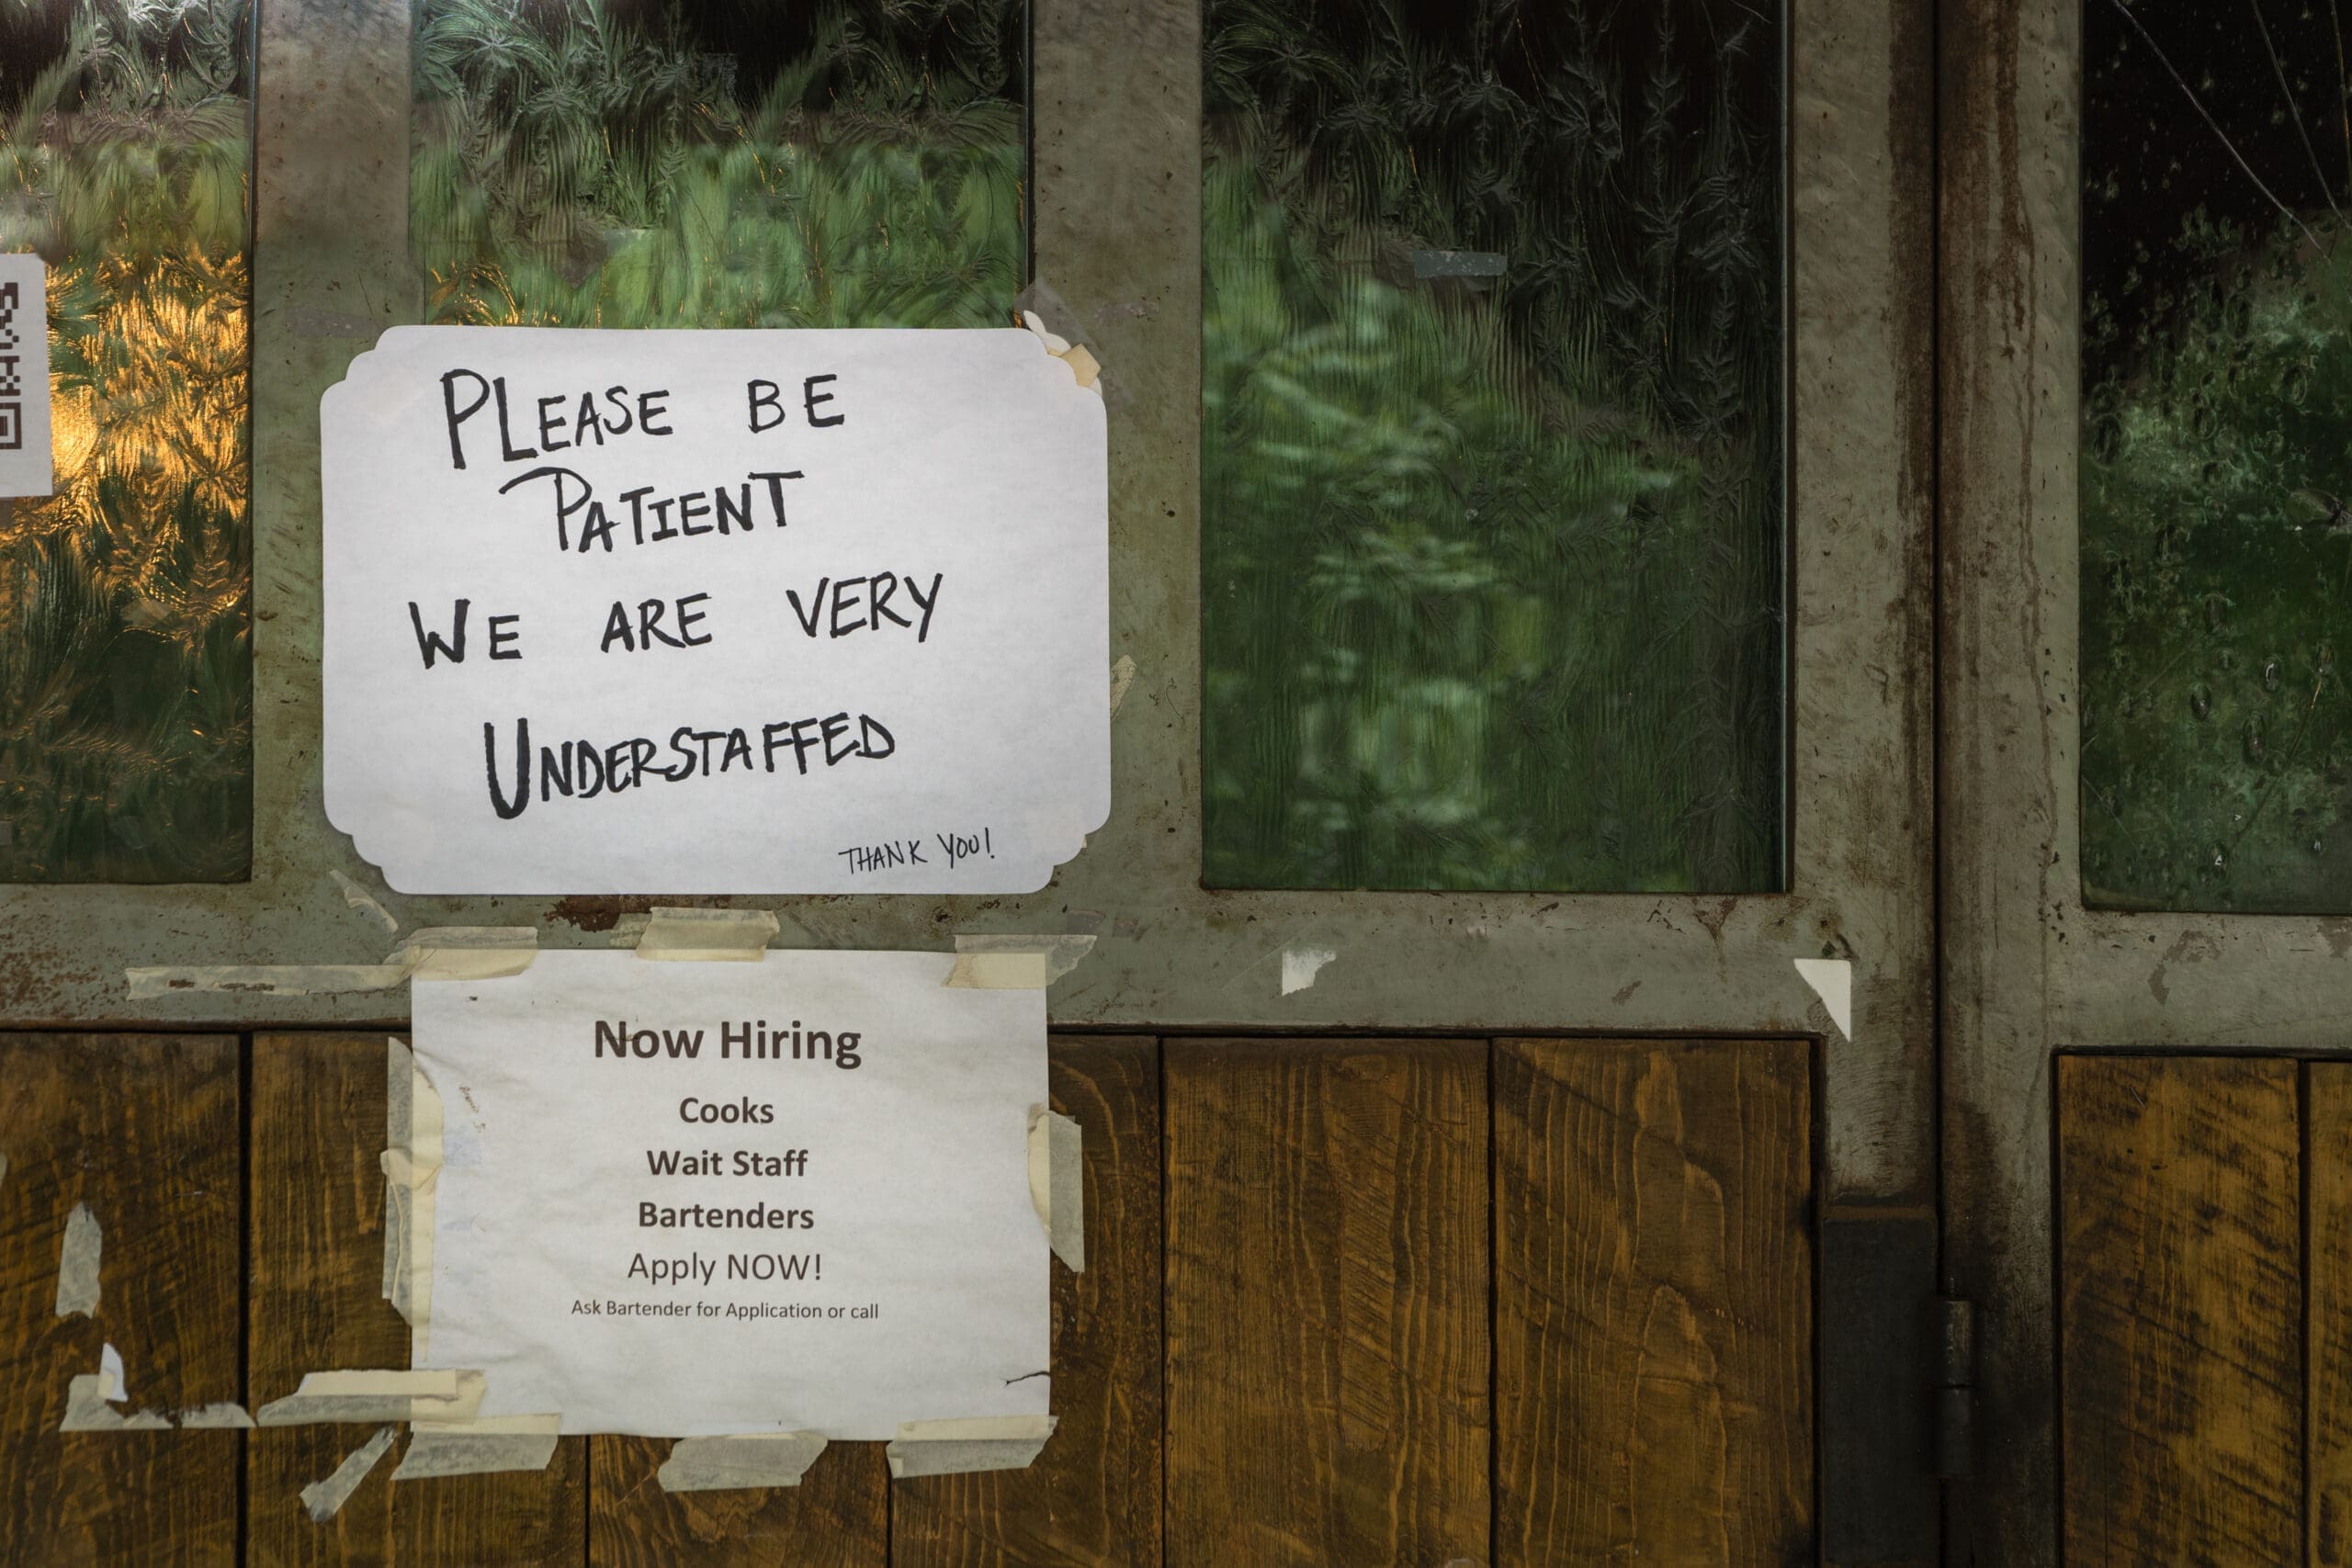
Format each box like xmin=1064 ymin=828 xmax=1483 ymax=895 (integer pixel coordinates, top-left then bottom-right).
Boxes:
xmin=0 ymin=254 xmax=52 ymax=498
xmin=322 ymin=325 xmax=1108 ymax=893
xmin=409 ymin=950 xmax=1050 ymax=1438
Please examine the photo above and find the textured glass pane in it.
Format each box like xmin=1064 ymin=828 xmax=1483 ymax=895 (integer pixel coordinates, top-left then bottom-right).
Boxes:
xmin=1201 ymin=0 xmax=1785 ymax=892
xmin=2083 ymin=4 xmax=2352 ymax=911
xmin=0 ymin=1 xmax=254 ymax=882
xmin=410 ymin=0 xmax=1025 ymax=332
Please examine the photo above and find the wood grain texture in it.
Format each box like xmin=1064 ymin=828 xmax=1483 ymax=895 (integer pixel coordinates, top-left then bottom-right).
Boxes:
xmin=247 ymin=1032 xmax=586 ymax=1567
xmin=2058 ymin=1054 xmax=2301 ymax=1568
xmin=1163 ymin=1037 xmax=1487 ymax=1567
xmin=2312 ymin=1063 xmax=2352 ymax=1565
xmin=1493 ymin=1037 xmax=1814 ymax=1566
xmin=0 ymin=1033 xmax=243 ymax=1565
xmin=890 ymin=1036 xmax=1163 ymax=1567
xmin=589 ymin=1436 xmax=887 ymax=1568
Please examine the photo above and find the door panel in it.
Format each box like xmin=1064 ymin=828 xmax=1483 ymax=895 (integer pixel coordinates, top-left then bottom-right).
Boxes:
xmin=0 ymin=1031 xmax=1819 ymax=1564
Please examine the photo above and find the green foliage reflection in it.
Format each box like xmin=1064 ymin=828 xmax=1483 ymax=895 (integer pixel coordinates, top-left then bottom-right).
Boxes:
xmin=0 ymin=0 xmax=254 ymax=882
xmin=1202 ymin=0 xmax=1783 ymax=890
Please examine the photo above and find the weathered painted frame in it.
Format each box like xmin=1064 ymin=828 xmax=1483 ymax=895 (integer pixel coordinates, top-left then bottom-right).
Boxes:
xmin=1937 ymin=0 xmax=2352 ymax=1559
xmin=3 ymin=2 xmax=1935 ymax=1553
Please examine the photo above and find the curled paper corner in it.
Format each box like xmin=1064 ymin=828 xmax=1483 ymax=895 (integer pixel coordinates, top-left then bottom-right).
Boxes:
xmin=887 ymin=1415 xmax=1058 ymax=1480
xmin=54 ymin=1201 xmax=99 ymax=1318
xmin=658 ymin=1431 xmax=830 ymax=1493
xmin=390 ymin=927 xmax=538 ymax=981
xmin=59 ymin=1372 xmax=171 ymax=1432
xmin=330 ymin=869 xmax=401 ymax=936
xmin=381 ymin=1038 xmax=444 ymax=1348
xmin=257 ymin=1370 xmax=485 ymax=1427
xmin=636 ymin=907 xmax=779 ymax=962
xmin=300 ymin=1426 xmax=396 ymax=1522
xmin=945 ymin=933 xmax=1097 ymax=989
xmin=1108 ymin=654 xmax=1137 ymax=716
xmin=392 ymin=1415 xmax=562 ymax=1481
xmin=1026 ymin=1107 xmax=1086 ymax=1272
xmin=1792 ymin=957 xmax=1853 ymax=1042
xmin=1279 ymin=945 xmax=1339 ymax=997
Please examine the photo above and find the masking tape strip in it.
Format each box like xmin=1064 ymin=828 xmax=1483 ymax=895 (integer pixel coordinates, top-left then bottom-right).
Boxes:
xmin=944 ymin=934 xmax=1096 ymax=989
xmin=60 ymin=1372 xmax=171 ymax=1431
xmin=256 ymin=1369 xmax=485 ymax=1427
xmin=331 ymin=869 xmax=401 ymax=936
xmin=54 ymin=1201 xmax=99 ymax=1318
xmin=301 ymin=1427 xmax=396 ymax=1522
xmin=381 ymin=1039 xmax=444 ymax=1353
xmin=1108 ymin=654 xmax=1136 ymax=716
xmin=390 ymin=927 xmax=538 ymax=981
xmin=127 ymin=964 xmax=412 ymax=998
xmin=657 ymin=1431 xmax=829 ymax=1492
xmin=1026 ymin=1108 xmax=1085 ymax=1272
xmin=392 ymin=1415 xmax=562 ymax=1481
xmin=636 ymin=908 xmax=778 ymax=961
xmin=887 ymin=1415 xmax=1058 ymax=1479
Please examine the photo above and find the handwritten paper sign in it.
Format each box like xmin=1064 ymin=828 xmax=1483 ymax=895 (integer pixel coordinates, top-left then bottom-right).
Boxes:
xmin=0 ymin=254 xmax=52 ymax=498
xmin=408 ymin=950 xmax=1049 ymax=1437
xmin=322 ymin=326 xmax=1107 ymax=893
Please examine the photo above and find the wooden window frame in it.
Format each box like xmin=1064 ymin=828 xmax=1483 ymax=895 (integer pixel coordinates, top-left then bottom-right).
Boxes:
xmin=2 ymin=2 xmax=1935 ymax=1553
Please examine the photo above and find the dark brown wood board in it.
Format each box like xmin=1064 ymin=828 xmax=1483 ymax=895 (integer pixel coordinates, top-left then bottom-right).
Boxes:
xmin=2058 ymin=1054 xmax=2302 ymax=1567
xmin=1161 ymin=1037 xmax=1488 ymax=1566
xmin=247 ymin=1032 xmax=587 ymax=1566
xmin=1493 ymin=1036 xmax=1815 ymax=1565
xmin=888 ymin=1035 xmax=1163 ymax=1566
xmin=0 ymin=1033 xmax=243 ymax=1565
xmin=2312 ymin=1062 xmax=2352 ymax=1566
xmin=589 ymin=1436 xmax=888 ymax=1568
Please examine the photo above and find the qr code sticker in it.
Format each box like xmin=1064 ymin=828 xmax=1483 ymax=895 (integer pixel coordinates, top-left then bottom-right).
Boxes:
xmin=0 ymin=279 xmax=18 ymax=449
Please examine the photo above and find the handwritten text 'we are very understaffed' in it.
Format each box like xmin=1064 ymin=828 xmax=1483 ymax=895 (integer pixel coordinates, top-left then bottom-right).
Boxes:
xmin=401 ymin=364 xmax=980 ymax=874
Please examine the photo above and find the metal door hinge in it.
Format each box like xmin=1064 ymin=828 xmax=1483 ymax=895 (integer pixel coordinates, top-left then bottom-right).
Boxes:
xmin=1935 ymin=1296 xmax=1978 ymax=1480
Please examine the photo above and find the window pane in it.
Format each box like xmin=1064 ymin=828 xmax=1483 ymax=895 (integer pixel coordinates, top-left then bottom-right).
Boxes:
xmin=2083 ymin=4 xmax=2352 ymax=911
xmin=0 ymin=0 xmax=254 ymax=882
xmin=410 ymin=0 xmax=1026 ymax=332
xmin=1201 ymin=0 xmax=1785 ymax=892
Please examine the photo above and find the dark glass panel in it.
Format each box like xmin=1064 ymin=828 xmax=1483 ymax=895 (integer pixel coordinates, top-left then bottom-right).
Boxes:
xmin=1201 ymin=0 xmax=1785 ymax=892
xmin=0 ymin=0 xmax=254 ymax=882
xmin=410 ymin=0 xmax=1026 ymax=331
xmin=2083 ymin=0 xmax=2352 ymax=910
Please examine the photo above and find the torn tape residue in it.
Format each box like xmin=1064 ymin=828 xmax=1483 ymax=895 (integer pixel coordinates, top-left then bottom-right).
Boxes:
xmin=300 ymin=1427 xmax=396 ymax=1522
xmin=888 ymin=1415 xmax=1058 ymax=1480
xmin=658 ymin=1431 xmax=829 ymax=1493
xmin=53 ymin=1201 xmax=99 ymax=1318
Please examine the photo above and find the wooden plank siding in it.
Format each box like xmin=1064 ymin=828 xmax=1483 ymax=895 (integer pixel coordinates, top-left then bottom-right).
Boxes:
xmin=1161 ymin=1037 xmax=1493 ymax=1565
xmin=248 ymin=1032 xmax=590 ymax=1566
xmin=2312 ymin=1063 xmax=2352 ymax=1567
xmin=0 ymin=1034 xmax=243 ymax=1565
xmin=2058 ymin=1055 xmax=2304 ymax=1567
xmin=0 ymin=1031 xmax=1822 ymax=1564
xmin=1494 ymin=1037 xmax=1815 ymax=1565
